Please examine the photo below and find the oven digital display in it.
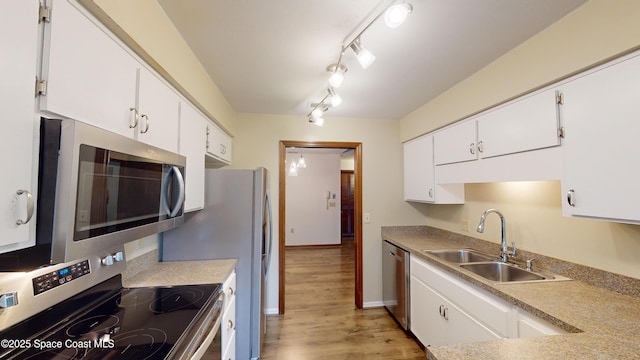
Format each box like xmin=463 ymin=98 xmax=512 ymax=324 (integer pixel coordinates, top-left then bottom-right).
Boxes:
xmin=32 ymin=260 xmax=91 ymax=295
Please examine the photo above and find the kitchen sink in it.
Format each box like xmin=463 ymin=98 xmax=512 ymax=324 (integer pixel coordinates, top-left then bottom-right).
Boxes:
xmin=460 ymin=262 xmax=551 ymax=283
xmin=424 ymin=249 xmax=497 ymax=263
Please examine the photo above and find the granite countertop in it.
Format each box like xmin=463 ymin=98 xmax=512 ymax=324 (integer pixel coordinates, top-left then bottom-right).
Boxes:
xmin=121 ymin=250 xmax=237 ymax=288
xmin=382 ymin=227 xmax=640 ymax=360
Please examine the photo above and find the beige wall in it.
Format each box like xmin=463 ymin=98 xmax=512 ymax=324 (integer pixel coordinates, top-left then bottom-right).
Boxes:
xmin=401 ymin=0 xmax=640 ymax=280
xmin=401 ymin=0 xmax=640 ymax=141
xmin=232 ymin=113 xmax=429 ymax=309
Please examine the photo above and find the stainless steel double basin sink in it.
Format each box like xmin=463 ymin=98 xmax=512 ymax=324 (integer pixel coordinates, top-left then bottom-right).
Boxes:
xmin=423 ymin=249 xmax=570 ymax=284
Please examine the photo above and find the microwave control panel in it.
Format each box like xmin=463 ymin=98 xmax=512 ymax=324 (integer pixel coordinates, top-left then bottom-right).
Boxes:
xmin=32 ymin=260 xmax=91 ymax=295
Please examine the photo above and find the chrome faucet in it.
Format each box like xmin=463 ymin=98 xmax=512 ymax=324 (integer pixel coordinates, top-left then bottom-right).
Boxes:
xmin=476 ymin=209 xmax=515 ymax=262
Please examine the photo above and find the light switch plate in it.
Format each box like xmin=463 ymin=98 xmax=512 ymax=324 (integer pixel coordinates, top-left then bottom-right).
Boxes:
xmin=363 ymin=213 xmax=371 ymax=223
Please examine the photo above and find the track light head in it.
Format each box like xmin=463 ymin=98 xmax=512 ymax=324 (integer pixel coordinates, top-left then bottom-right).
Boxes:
xmin=328 ymin=88 xmax=342 ymax=107
xmin=327 ymin=63 xmax=348 ymax=88
xmin=350 ymin=38 xmax=376 ymax=69
xmin=385 ymin=2 xmax=413 ymax=28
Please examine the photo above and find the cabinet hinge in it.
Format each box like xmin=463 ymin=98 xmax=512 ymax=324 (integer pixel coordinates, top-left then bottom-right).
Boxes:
xmin=557 ymin=127 xmax=565 ymax=138
xmin=556 ymin=93 xmax=564 ymax=105
xmin=39 ymin=5 xmax=51 ymax=23
xmin=36 ymin=79 xmax=48 ymax=96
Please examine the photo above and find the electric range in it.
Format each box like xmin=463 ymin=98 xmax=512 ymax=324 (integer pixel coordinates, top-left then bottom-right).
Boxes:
xmin=0 ymin=246 xmax=223 ymax=360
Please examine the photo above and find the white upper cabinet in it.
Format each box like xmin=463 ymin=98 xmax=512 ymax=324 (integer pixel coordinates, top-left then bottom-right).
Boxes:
xmin=434 ymin=120 xmax=478 ymax=165
xmin=41 ymin=0 xmax=138 ymax=138
xmin=404 ymin=135 xmax=435 ymax=202
xmin=0 ymin=0 xmax=40 ymax=250
xmin=476 ymin=88 xmax=561 ymax=159
xmin=404 ymin=135 xmax=464 ymax=204
xmin=179 ymin=102 xmax=207 ymax=212
xmin=560 ymin=52 xmax=640 ymax=223
xmin=206 ymin=122 xmax=232 ymax=166
xmin=136 ymin=67 xmax=180 ymax=152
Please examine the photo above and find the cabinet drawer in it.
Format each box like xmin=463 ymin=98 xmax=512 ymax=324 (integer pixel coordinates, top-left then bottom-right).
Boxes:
xmin=410 ymin=256 xmax=512 ymax=337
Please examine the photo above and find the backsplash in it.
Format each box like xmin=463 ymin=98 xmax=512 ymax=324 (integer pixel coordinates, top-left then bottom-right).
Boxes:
xmin=382 ymin=225 xmax=640 ymax=299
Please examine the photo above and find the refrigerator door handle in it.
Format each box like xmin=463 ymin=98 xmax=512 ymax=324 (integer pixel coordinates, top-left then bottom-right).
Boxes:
xmin=264 ymin=190 xmax=273 ymax=276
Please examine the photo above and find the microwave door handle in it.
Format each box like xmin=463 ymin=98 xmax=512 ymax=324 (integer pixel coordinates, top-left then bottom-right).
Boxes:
xmin=168 ymin=166 xmax=185 ymax=218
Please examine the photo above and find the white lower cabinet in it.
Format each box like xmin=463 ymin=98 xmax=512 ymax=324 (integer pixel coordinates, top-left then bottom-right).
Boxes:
xmin=410 ymin=275 xmax=501 ymax=347
xmin=516 ymin=309 xmax=566 ymax=338
xmin=221 ymin=271 xmax=236 ymax=360
xmin=409 ymin=256 xmax=563 ymax=348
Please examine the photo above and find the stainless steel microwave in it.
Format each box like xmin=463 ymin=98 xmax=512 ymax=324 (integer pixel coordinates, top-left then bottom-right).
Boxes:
xmin=48 ymin=119 xmax=186 ymax=264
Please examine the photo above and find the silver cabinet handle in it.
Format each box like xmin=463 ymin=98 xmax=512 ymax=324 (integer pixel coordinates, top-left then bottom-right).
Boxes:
xmin=227 ymin=287 xmax=234 ymax=296
xmin=477 ymin=141 xmax=484 ymax=153
xmin=567 ymin=189 xmax=576 ymax=207
xmin=15 ymin=190 xmax=34 ymax=225
xmin=129 ymin=107 xmax=139 ymax=128
xmin=469 ymin=143 xmax=475 ymax=154
xmin=140 ymin=114 xmax=150 ymax=134
xmin=428 ymin=188 xmax=434 ymax=199
xmin=227 ymin=320 xmax=234 ymax=329
xmin=439 ymin=305 xmax=444 ymax=317
xmin=220 ymin=144 xmax=226 ymax=155
xmin=443 ymin=307 xmax=449 ymax=320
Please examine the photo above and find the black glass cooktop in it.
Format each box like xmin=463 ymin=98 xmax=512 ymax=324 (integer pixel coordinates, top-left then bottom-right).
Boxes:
xmin=0 ymin=276 xmax=221 ymax=360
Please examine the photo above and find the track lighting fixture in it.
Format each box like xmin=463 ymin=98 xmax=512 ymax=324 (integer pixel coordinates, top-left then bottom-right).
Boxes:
xmin=306 ymin=0 xmax=413 ymax=126
xmin=327 ymin=63 xmax=348 ymax=88
xmin=350 ymin=38 xmax=376 ymax=69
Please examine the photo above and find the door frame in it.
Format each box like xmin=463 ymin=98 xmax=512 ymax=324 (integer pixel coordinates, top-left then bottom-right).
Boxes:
xmin=278 ymin=140 xmax=363 ymax=313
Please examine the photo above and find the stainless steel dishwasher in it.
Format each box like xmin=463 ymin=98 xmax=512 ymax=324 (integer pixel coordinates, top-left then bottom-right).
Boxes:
xmin=382 ymin=240 xmax=410 ymax=330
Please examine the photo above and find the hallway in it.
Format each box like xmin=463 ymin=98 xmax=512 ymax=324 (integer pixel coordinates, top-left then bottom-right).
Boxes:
xmin=261 ymin=239 xmax=425 ymax=359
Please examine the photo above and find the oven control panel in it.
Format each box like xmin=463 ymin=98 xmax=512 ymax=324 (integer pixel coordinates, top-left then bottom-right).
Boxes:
xmin=32 ymin=260 xmax=91 ymax=295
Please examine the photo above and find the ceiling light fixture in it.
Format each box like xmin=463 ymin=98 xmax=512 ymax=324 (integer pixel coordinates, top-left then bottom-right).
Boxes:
xmin=297 ymin=154 xmax=307 ymax=168
xmin=306 ymin=0 xmax=413 ymax=126
xmin=327 ymin=63 xmax=348 ymax=88
xmin=385 ymin=2 xmax=413 ymax=28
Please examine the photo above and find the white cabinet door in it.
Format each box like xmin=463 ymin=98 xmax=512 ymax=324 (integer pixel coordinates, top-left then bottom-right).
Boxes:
xmin=410 ymin=274 xmax=502 ymax=347
xmin=517 ymin=309 xmax=565 ymax=338
xmin=410 ymin=275 xmax=449 ymax=347
xmin=477 ymin=88 xmax=561 ymax=159
xmin=41 ymin=0 xmax=138 ymax=138
xmin=560 ymin=53 xmax=640 ymax=222
xmin=434 ymin=120 xmax=477 ymax=165
xmin=206 ymin=122 xmax=232 ymax=164
xmin=137 ymin=68 xmax=180 ymax=152
xmin=179 ymin=102 xmax=206 ymax=212
xmin=403 ymin=135 xmax=434 ymax=202
xmin=0 ymin=0 xmax=40 ymax=250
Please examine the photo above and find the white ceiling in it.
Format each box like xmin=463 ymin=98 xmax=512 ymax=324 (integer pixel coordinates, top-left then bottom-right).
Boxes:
xmin=159 ymin=0 xmax=586 ymax=121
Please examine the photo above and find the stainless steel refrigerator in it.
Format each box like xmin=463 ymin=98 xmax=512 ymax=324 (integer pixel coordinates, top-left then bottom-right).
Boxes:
xmin=161 ymin=168 xmax=273 ymax=360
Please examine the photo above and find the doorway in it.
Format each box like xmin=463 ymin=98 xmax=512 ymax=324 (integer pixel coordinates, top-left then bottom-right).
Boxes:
xmin=278 ymin=140 xmax=363 ymax=314
xmin=341 ymin=170 xmax=355 ymax=237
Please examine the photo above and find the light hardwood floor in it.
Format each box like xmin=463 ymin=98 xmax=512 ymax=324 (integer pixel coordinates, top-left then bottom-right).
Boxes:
xmin=262 ymin=239 xmax=425 ymax=359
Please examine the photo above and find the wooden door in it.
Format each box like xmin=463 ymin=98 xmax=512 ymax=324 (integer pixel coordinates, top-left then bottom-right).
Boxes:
xmin=340 ymin=171 xmax=355 ymax=237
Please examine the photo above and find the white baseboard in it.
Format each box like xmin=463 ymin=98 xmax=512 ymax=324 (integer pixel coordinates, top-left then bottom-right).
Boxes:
xmin=265 ymin=307 xmax=279 ymax=315
xmin=363 ymin=301 xmax=385 ymax=308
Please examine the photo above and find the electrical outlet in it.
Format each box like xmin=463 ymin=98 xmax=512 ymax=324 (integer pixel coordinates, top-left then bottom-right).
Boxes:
xmin=461 ymin=219 xmax=470 ymax=232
